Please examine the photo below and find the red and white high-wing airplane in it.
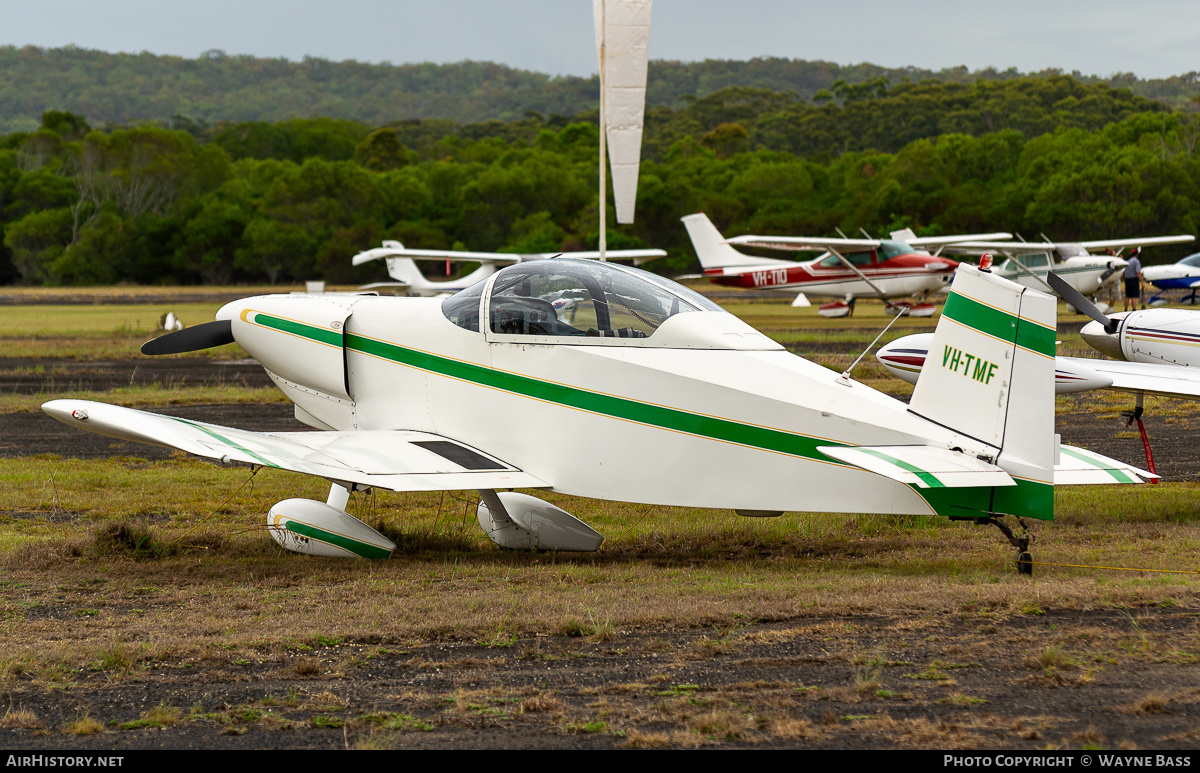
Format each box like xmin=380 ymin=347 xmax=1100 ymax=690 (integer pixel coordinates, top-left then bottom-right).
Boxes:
xmin=681 ymin=213 xmax=1011 ymax=316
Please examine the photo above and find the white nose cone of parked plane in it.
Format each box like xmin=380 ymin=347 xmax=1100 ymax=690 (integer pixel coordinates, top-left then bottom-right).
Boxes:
xmin=1080 ymin=316 xmax=1126 ymax=360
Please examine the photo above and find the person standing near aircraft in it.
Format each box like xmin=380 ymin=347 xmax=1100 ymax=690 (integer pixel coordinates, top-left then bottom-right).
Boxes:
xmin=1124 ymin=247 xmax=1144 ymax=311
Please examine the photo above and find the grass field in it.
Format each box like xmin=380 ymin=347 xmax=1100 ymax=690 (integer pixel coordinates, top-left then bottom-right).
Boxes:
xmin=2 ymin=287 xmax=1198 ymax=749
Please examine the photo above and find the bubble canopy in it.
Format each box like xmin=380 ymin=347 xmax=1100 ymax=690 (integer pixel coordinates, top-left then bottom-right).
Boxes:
xmin=442 ymin=258 xmax=725 ymax=341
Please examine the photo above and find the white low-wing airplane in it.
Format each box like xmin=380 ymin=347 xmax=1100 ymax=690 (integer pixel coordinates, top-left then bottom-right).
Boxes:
xmin=880 ymin=271 xmax=1200 ymax=400
xmin=682 ymin=213 xmax=1011 ymax=316
xmin=352 ymin=240 xmax=668 ymax=297
xmin=938 ymin=236 xmax=1194 ymax=298
xmin=878 ymin=332 xmax=1200 ymax=401
xmin=1141 ymin=252 xmax=1200 ymax=304
xmin=43 ymin=259 xmax=1150 ymax=572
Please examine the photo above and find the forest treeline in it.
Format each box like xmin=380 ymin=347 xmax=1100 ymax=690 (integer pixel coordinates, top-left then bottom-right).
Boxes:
xmin=3 ymin=45 xmax=1200 ymax=133
xmin=2 ymin=75 xmax=1199 ymax=286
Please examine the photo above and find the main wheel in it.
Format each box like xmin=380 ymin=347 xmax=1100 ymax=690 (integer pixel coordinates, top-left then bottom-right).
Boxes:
xmin=1016 ymin=551 xmax=1033 ymax=576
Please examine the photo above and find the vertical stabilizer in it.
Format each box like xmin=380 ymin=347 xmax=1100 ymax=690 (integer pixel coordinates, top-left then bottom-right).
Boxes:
xmin=681 ymin=213 xmax=789 ymax=270
xmin=909 ymin=263 xmax=1057 ymax=518
xmin=383 ymin=258 xmax=430 ymax=290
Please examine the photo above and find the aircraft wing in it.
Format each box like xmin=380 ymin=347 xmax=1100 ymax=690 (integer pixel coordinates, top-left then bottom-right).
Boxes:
xmin=352 ymin=245 xmax=667 ymax=267
xmin=725 ymin=235 xmax=879 ymax=253
xmin=942 ymin=236 xmax=1194 ymax=257
xmin=42 ymin=400 xmax=547 ymax=492
xmin=1060 ymin=356 xmax=1200 ymax=400
xmin=1077 ymin=235 xmax=1194 ymax=251
xmin=902 ymin=232 xmax=1012 ymax=248
xmin=817 ymin=445 xmax=1015 ymax=489
xmin=937 ymin=241 xmax=1061 ymax=256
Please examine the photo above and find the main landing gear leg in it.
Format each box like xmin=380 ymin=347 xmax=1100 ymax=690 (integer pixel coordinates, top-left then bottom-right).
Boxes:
xmin=1121 ymin=394 xmax=1158 ymax=483
xmin=954 ymin=515 xmax=1034 ymax=575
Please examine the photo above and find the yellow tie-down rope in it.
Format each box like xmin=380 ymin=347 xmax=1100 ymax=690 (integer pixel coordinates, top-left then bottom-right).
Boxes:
xmin=1021 ymin=557 xmax=1199 ymax=575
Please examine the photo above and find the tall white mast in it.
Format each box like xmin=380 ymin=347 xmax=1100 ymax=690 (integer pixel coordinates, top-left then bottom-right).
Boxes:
xmin=598 ymin=0 xmax=607 ymax=261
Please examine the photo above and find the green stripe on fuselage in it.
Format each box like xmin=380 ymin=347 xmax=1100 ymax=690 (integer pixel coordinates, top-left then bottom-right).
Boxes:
xmin=253 ymin=313 xmax=344 ymax=347
xmin=247 ymin=314 xmax=1049 ymax=520
xmin=346 ymin=331 xmax=836 ymax=460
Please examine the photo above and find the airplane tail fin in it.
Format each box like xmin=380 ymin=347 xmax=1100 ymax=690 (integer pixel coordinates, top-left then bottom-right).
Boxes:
xmin=908 ymin=263 xmax=1058 ymax=518
xmin=681 ymin=213 xmax=783 ymax=270
xmin=383 ymin=258 xmax=431 ymax=290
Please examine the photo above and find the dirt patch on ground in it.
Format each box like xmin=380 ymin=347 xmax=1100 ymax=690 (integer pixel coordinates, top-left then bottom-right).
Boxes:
xmin=0 ymin=608 xmax=1196 ymax=749
xmin=0 ymin=357 xmax=273 ymax=395
xmin=3 ymin=403 xmax=300 ymax=460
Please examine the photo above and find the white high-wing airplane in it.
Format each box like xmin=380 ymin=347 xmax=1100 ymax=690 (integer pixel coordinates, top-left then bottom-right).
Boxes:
xmin=352 ymin=241 xmax=668 ymax=297
xmin=42 ymin=259 xmax=1149 ymax=573
xmin=938 ymin=236 xmax=1194 ymax=298
xmin=682 ymin=213 xmax=1011 ymax=315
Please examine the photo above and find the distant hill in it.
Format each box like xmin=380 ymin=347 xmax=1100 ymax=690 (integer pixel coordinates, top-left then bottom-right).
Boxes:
xmin=1 ymin=45 xmax=1198 ymax=133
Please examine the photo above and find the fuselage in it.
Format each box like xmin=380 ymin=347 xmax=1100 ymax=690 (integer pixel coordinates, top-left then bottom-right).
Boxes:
xmin=1142 ymin=253 xmax=1200 ymax=291
xmin=1080 ymin=308 xmax=1200 ymax=367
xmin=996 ymin=254 xmax=1124 ymax=296
xmin=216 ymin=260 xmax=980 ymax=517
xmin=706 ymin=245 xmax=958 ymax=299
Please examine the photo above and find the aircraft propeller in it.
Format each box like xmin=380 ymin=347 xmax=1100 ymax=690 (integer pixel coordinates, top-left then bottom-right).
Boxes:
xmin=1045 ymin=272 xmax=1118 ymax=334
xmin=140 ymin=320 xmax=235 ymax=355
xmin=1099 ymin=263 xmax=1124 ymax=283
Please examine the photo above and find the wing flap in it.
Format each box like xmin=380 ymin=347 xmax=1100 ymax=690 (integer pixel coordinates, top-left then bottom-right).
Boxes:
xmin=1056 ymin=444 xmax=1157 ymax=484
xmin=818 ymin=445 xmax=1016 ymax=489
xmin=43 ymin=400 xmax=547 ymax=492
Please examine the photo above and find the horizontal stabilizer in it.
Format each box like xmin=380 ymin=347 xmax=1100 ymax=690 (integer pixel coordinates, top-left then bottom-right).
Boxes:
xmin=42 ymin=400 xmax=547 ymax=492
xmin=817 ymin=445 xmax=1016 ymax=489
xmin=1055 ymin=444 xmax=1157 ymax=484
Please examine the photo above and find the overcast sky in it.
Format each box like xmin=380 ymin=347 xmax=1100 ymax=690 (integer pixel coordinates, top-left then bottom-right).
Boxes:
xmin=1 ymin=0 xmax=1197 ymax=80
